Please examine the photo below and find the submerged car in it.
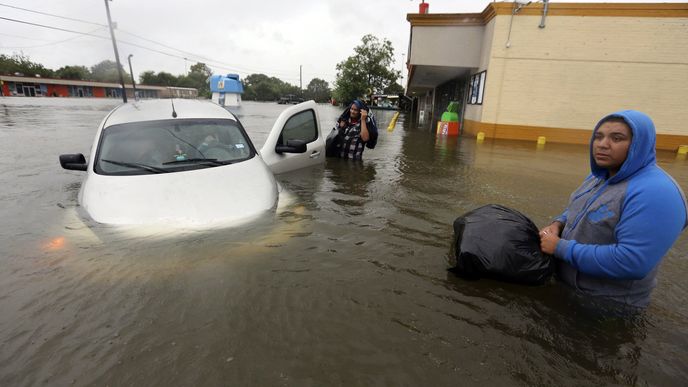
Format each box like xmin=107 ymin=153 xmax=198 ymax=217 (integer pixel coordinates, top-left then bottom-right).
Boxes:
xmin=59 ymin=99 xmax=325 ymax=226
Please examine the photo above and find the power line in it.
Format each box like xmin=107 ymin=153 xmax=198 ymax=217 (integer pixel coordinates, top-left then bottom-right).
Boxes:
xmin=1 ymin=26 xmax=106 ymax=49
xmin=0 ymin=3 xmax=337 ymax=81
xmin=0 ymin=16 xmax=283 ymax=77
xmin=0 ymin=15 xmax=327 ymax=82
xmin=0 ymin=16 xmax=108 ymax=39
xmin=0 ymin=32 xmax=52 ymax=42
xmin=0 ymin=4 xmax=301 ymax=77
xmin=0 ymin=2 xmax=106 ymax=27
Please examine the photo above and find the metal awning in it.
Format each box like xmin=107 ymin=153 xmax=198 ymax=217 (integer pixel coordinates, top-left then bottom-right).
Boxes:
xmin=406 ymin=65 xmax=471 ymax=95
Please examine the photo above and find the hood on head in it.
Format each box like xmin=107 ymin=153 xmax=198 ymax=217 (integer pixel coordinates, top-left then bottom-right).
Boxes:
xmin=590 ymin=110 xmax=657 ymax=183
xmin=352 ymin=99 xmax=368 ymax=110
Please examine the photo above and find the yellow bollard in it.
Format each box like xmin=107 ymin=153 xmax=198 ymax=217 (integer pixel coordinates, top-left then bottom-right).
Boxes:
xmin=537 ymin=136 xmax=546 ymax=145
xmin=476 ymin=132 xmax=485 ymax=141
xmin=387 ymin=112 xmax=400 ymax=131
xmin=678 ymin=145 xmax=688 ymax=155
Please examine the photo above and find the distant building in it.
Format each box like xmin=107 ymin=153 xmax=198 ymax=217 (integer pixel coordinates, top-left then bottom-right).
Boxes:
xmin=0 ymin=75 xmax=198 ymax=99
xmin=209 ymin=74 xmax=244 ymax=107
xmin=405 ymin=2 xmax=688 ymax=150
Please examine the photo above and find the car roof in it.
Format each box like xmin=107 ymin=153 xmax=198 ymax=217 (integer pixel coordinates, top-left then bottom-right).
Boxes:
xmin=104 ymin=99 xmax=238 ymax=127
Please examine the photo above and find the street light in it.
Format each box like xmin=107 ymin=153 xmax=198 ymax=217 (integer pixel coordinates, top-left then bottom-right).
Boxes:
xmin=127 ymin=54 xmax=137 ymax=99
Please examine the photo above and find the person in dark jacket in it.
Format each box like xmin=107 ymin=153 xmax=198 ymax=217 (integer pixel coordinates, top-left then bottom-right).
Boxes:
xmin=540 ymin=110 xmax=687 ymax=308
xmin=330 ymin=99 xmax=378 ymax=160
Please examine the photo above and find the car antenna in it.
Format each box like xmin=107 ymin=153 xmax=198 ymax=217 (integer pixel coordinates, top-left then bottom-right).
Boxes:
xmin=171 ymin=99 xmax=178 ymax=118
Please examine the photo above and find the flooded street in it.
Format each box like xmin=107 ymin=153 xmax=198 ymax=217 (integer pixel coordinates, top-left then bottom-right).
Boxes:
xmin=1 ymin=97 xmax=687 ymax=385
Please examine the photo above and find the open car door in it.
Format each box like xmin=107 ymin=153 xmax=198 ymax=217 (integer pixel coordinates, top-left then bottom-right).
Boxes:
xmin=260 ymin=100 xmax=325 ymax=174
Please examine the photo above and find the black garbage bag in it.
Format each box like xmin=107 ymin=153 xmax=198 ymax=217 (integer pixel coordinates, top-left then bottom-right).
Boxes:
xmin=448 ymin=204 xmax=553 ymax=285
xmin=325 ymin=127 xmax=343 ymax=157
xmin=326 ymin=102 xmax=379 ymax=158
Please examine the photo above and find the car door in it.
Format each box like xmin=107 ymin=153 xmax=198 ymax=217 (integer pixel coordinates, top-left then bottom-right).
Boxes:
xmin=260 ymin=100 xmax=325 ymax=174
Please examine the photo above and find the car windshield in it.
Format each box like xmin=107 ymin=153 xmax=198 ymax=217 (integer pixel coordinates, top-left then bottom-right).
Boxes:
xmin=94 ymin=118 xmax=254 ymax=175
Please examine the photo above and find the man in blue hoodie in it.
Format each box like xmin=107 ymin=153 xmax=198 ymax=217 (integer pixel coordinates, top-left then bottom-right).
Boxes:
xmin=539 ymin=110 xmax=687 ymax=308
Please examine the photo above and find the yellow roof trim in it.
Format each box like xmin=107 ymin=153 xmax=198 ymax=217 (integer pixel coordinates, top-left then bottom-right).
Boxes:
xmin=407 ymin=2 xmax=688 ymax=26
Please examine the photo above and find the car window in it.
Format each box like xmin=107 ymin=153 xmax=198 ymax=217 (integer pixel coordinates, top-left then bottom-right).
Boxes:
xmin=279 ymin=109 xmax=317 ymax=145
xmin=94 ymin=119 xmax=254 ymax=175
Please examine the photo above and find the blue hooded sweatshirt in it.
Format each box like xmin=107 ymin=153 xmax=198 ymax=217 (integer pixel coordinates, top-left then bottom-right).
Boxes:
xmin=554 ymin=110 xmax=687 ymax=307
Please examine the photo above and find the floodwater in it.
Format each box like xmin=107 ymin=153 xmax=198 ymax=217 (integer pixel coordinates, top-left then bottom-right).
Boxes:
xmin=1 ymin=97 xmax=686 ymax=386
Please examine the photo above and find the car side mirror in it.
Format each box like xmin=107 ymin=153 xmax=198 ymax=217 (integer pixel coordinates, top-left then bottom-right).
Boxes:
xmin=275 ymin=139 xmax=307 ymax=154
xmin=59 ymin=153 xmax=87 ymax=171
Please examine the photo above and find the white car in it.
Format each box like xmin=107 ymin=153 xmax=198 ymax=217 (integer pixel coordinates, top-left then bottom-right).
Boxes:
xmin=59 ymin=99 xmax=325 ymax=226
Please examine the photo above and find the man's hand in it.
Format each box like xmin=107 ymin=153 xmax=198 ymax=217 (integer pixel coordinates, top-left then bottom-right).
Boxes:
xmin=360 ymin=112 xmax=369 ymax=142
xmin=539 ymin=221 xmax=563 ymax=237
xmin=540 ymin=231 xmax=560 ymax=255
xmin=539 ymin=221 xmax=564 ymax=255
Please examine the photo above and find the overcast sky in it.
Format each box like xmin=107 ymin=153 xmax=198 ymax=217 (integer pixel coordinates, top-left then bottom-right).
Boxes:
xmin=0 ymin=0 xmax=682 ymax=87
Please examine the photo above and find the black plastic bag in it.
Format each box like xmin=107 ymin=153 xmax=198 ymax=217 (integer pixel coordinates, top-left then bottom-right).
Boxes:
xmin=326 ymin=101 xmax=378 ymax=152
xmin=325 ymin=127 xmax=343 ymax=157
xmin=448 ymin=204 xmax=553 ymax=285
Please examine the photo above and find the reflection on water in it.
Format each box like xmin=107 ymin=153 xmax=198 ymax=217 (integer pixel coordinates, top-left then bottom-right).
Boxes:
xmin=0 ymin=98 xmax=686 ymax=385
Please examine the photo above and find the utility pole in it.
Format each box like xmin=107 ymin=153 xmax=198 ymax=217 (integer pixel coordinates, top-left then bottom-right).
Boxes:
xmin=299 ymin=65 xmax=302 ymax=93
xmin=104 ymin=0 xmax=127 ymax=103
xmin=127 ymin=54 xmax=137 ymax=99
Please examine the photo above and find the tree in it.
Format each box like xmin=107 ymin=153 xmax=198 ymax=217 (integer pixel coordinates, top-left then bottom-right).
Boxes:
xmin=139 ymin=70 xmax=157 ymax=85
xmin=384 ymin=82 xmax=404 ymax=95
xmin=138 ymin=70 xmax=179 ymax=86
xmin=181 ymin=62 xmax=212 ymax=98
xmin=55 ymin=65 xmax=91 ymax=80
xmin=138 ymin=63 xmax=211 ymax=97
xmin=90 ymin=60 xmax=128 ymax=83
xmin=333 ymin=34 xmax=400 ymax=104
xmin=242 ymin=73 xmax=300 ymax=101
xmin=154 ymin=71 xmax=179 ymax=86
xmin=305 ymin=78 xmax=331 ymax=103
xmin=0 ymin=53 xmax=53 ymax=77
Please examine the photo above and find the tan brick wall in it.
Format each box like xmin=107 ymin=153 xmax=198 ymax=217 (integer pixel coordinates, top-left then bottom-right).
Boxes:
xmin=479 ymin=14 xmax=688 ymax=137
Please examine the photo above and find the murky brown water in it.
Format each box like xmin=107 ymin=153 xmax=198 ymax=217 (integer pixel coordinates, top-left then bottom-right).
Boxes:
xmin=1 ymin=98 xmax=686 ymax=385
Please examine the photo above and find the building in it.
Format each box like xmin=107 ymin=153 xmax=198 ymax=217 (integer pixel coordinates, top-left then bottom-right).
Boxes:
xmin=405 ymin=2 xmax=688 ymax=150
xmin=0 ymin=75 xmax=198 ymax=99
xmin=209 ymin=74 xmax=244 ymax=107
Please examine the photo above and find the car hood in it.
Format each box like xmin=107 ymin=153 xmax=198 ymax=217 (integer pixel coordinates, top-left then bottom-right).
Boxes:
xmin=79 ymin=156 xmax=278 ymax=226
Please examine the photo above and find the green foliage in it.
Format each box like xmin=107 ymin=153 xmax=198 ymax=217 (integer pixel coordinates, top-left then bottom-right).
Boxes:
xmin=0 ymin=53 xmax=53 ymax=77
xmin=139 ymin=70 xmax=177 ymax=86
xmin=242 ymin=73 xmax=300 ymax=101
xmin=383 ymin=82 xmax=404 ymax=95
xmin=153 ymin=72 xmax=178 ymax=86
xmin=90 ymin=60 xmax=129 ymax=83
xmin=138 ymin=71 xmax=178 ymax=86
xmin=139 ymin=70 xmax=158 ymax=85
xmin=181 ymin=62 xmax=212 ymax=98
xmin=55 ymin=65 xmax=91 ymax=80
xmin=0 ymin=55 xmax=211 ymax=97
xmin=304 ymin=78 xmax=331 ymax=103
xmin=139 ymin=62 xmax=212 ymax=98
xmin=334 ymin=34 xmax=400 ymax=105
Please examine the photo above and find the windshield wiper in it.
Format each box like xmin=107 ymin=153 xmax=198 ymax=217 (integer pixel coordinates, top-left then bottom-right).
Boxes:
xmin=162 ymin=158 xmax=228 ymax=166
xmin=101 ymin=159 xmax=169 ymax=173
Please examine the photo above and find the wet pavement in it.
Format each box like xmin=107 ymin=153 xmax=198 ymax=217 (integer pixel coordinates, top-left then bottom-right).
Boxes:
xmin=1 ymin=97 xmax=686 ymax=385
